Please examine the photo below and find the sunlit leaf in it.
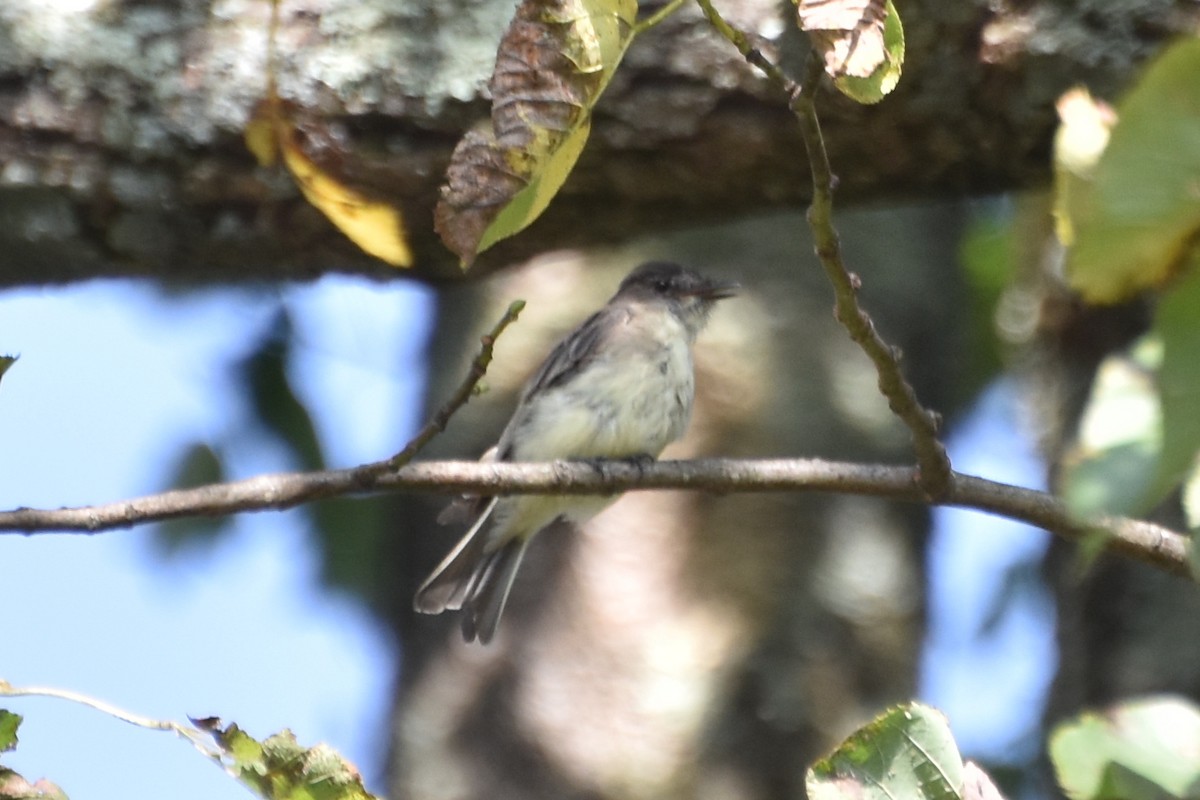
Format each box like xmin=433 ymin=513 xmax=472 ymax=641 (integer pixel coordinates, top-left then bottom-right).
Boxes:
xmin=279 ymin=127 xmax=413 ymax=268
xmin=0 ymin=772 xmax=69 ymax=800
xmin=244 ymin=101 xmax=413 ymax=268
xmin=1052 ymin=87 xmax=1116 ymax=247
xmin=1151 ymin=261 xmax=1200 ymax=508
xmin=1184 ymin=463 xmax=1200 ymax=578
xmin=806 ymin=702 xmax=966 ymax=800
xmin=1060 ymin=261 xmax=1200 ymax=521
xmin=962 ymin=762 xmax=1008 ymax=800
xmin=797 ymin=0 xmax=904 ymax=104
xmin=245 ymin=110 xmax=280 ymax=168
xmin=0 ymin=713 xmax=70 ymax=800
xmin=0 ymin=711 xmax=19 ymax=752
xmin=196 ymin=720 xmax=376 ymax=800
xmin=1062 ymin=39 xmax=1200 ymax=303
xmin=1060 ymin=338 xmax=1162 ymax=519
xmin=1050 ymin=696 xmax=1200 ymax=800
xmin=1184 ymin=461 xmax=1200 ymax=530
xmin=436 ymin=0 xmax=639 ymax=265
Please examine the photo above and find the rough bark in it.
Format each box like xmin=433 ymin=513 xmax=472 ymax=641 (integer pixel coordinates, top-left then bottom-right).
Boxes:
xmin=1 ymin=0 xmax=1196 ymax=286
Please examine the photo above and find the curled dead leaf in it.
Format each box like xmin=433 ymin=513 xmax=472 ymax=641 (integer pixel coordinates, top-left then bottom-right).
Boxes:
xmin=243 ymin=100 xmax=413 ymax=268
xmin=436 ymin=0 xmax=638 ymax=266
xmin=797 ymin=0 xmax=904 ymax=104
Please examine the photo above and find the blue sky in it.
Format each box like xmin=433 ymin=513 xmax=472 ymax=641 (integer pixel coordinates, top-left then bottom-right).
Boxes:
xmin=0 ymin=276 xmax=1055 ymax=798
xmin=0 ymin=278 xmax=430 ymax=798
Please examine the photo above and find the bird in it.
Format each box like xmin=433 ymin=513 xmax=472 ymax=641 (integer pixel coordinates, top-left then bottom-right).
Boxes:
xmin=413 ymin=261 xmax=738 ymax=643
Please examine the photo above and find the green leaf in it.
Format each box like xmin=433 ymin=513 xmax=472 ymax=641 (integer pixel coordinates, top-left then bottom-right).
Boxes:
xmin=0 ymin=713 xmax=71 ymax=800
xmin=1183 ymin=463 xmax=1200 ymax=581
xmin=154 ymin=442 xmax=231 ymax=555
xmin=242 ymin=312 xmax=325 ymax=472
xmin=1060 ymin=338 xmax=1162 ymax=519
xmin=1150 ymin=261 xmax=1200 ymax=512
xmin=311 ymin=496 xmax=389 ymax=599
xmin=797 ymin=0 xmax=904 ymax=105
xmin=1050 ymin=696 xmax=1200 ymax=800
xmin=0 ymin=356 xmax=16 ymax=387
xmin=1062 ymin=39 xmax=1200 ymax=303
xmin=436 ymin=0 xmax=639 ymax=265
xmin=199 ymin=721 xmax=376 ymax=800
xmin=806 ymin=703 xmax=965 ymax=800
xmin=957 ymin=204 xmax=1017 ymax=400
xmin=0 ymin=711 xmax=20 ymax=752
xmin=1060 ymin=260 xmax=1200 ymax=521
xmin=0 ymin=771 xmax=70 ymax=800
xmin=834 ymin=0 xmax=904 ymax=104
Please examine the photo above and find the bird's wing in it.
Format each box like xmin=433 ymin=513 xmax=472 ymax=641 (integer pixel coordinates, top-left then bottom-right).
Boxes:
xmin=492 ymin=307 xmax=617 ymax=461
xmin=522 ymin=306 xmax=616 ymax=395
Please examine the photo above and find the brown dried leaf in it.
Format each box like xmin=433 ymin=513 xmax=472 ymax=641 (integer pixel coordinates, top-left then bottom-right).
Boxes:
xmin=0 ymin=771 xmax=69 ymax=800
xmin=244 ymin=99 xmax=413 ymax=268
xmin=798 ymin=0 xmax=888 ymax=78
xmin=436 ymin=0 xmax=637 ymax=265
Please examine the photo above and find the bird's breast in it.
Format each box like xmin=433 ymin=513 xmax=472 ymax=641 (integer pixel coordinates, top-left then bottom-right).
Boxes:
xmin=509 ymin=311 xmax=695 ymax=461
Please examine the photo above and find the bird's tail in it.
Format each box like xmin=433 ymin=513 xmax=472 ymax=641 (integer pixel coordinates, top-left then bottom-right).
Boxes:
xmin=412 ymin=497 xmax=530 ymax=644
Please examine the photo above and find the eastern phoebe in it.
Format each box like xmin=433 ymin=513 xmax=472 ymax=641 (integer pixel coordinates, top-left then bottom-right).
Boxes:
xmin=414 ymin=261 xmax=738 ymax=643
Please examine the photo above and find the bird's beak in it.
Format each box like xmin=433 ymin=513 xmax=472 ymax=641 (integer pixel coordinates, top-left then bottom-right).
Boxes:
xmin=695 ymin=277 xmax=740 ymax=301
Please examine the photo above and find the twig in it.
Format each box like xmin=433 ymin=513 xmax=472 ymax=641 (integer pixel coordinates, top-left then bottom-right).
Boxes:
xmin=0 ymin=458 xmax=1190 ymax=578
xmin=694 ymin=0 xmax=954 ymax=500
xmin=0 ymin=680 xmax=222 ymax=763
xmin=635 ymin=0 xmax=689 ymax=34
xmin=381 ymin=299 xmax=525 ymax=471
xmin=694 ymin=0 xmax=799 ymax=94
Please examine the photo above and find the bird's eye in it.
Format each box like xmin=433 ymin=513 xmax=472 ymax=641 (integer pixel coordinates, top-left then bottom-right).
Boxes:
xmin=655 ymin=279 xmax=671 ymax=292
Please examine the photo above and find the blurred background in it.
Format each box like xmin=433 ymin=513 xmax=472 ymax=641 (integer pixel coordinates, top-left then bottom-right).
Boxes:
xmin=5 ymin=200 xmax=1193 ymax=800
xmin=2 ymin=0 xmax=1199 ymax=797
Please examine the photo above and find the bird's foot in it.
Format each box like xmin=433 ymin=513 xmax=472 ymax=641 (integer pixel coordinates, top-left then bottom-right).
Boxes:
xmin=623 ymin=453 xmax=657 ymax=469
xmin=581 ymin=454 xmax=656 ymax=481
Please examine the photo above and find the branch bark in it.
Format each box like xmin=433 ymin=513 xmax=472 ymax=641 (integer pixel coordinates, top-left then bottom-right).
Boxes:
xmin=0 ymin=458 xmax=1190 ymax=578
xmin=1 ymin=0 xmax=1196 ymax=285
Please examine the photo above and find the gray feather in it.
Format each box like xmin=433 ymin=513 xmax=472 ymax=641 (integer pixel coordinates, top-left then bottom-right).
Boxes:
xmin=413 ymin=497 xmax=499 ymax=614
xmin=459 ymin=537 xmax=530 ymax=644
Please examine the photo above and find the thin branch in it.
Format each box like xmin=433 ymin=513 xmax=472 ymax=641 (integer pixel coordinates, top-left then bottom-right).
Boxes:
xmin=790 ymin=53 xmax=953 ymax=499
xmin=694 ymin=0 xmax=953 ymax=500
xmin=694 ymin=0 xmax=799 ymax=94
xmin=0 ymin=679 xmax=222 ymax=763
xmin=0 ymin=458 xmax=1191 ymax=578
xmin=382 ymin=299 xmax=525 ymax=471
xmin=635 ymin=0 xmax=689 ymax=34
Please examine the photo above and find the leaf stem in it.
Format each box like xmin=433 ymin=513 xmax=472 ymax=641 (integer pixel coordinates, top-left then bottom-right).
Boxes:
xmin=694 ymin=0 xmax=953 ymax=499
xmin=0 ymin=680 xmax=222 ymax=762
xmin=635 ymin=0 xmax=689 ymax=34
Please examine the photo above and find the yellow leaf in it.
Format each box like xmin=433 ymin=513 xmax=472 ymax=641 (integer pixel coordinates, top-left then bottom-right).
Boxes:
xmin=278 ymin=128 xmax=413 ymax=268
xmin=244 ymin=107 xmax=280 ymax=167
